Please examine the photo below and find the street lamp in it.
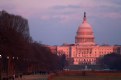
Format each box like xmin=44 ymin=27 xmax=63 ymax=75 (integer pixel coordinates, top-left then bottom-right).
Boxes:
xmin=7 ymin=56 xmax=15 ymax=79
xmin=7 ymin=56 xmax=9 ymax=59
xmin=0 ymin=55 xmax=2 ymax=59
xmin=0 ymin=55 xmax=2 ymax=80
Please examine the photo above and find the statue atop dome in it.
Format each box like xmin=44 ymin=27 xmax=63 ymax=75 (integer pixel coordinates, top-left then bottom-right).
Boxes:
xmin=83 ymin=12 xmax=87 ymax=23
xmin=84 ymin=12 xmax=86 ymax=18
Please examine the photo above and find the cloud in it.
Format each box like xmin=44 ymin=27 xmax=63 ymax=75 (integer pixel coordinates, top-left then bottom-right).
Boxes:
xmin=52 ymin=5 xmax=80 ymax=10
xmin=1 ymin=0 xmax=121 ymax=23
xmin=101 ymin=12 xmax=121 ymax=19
xmin=0 ymin=0 xmax=121 ymax=45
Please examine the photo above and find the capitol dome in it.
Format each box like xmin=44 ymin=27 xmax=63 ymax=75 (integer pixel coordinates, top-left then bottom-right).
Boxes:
xmin=75 ymin=12 xmax=95 ymax=46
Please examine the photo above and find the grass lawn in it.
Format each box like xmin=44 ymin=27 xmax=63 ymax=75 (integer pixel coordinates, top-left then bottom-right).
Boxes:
xmin=53 ymin=76 xmax=121 ymax=80
xmin=50 ymin=71 xmax=121 ymax=80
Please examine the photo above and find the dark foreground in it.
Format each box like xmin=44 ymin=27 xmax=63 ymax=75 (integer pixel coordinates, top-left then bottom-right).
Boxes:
xmin=15 ymin=74 xmax=48 ymax=80
xmin=49 ymin=70 xmax=121 ymax=80
xmin=14 ymin=71 xmax=121 ymax=80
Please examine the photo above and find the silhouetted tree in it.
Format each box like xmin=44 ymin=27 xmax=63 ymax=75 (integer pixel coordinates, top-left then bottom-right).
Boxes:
xmin=0 ymin=10 xmax=30 ymax=57
xmin=0 ymin=10 xmax=62 ymax=77
xmin=0 ymin=10 xmax=32 ymax=76
xmin=30 ymin=42 xmax=61 ymax=72
xmin=97 ymin=53 xmax=121 ymax=70
xmin=58 ymin=54 xmax=66 ymax=70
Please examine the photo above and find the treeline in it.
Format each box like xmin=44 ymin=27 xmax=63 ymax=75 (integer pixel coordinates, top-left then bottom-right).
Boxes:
xmin=0 ymin=10 xmax=65 ymax=76
xmin=97 ymin=53 xmax=121 ymax=70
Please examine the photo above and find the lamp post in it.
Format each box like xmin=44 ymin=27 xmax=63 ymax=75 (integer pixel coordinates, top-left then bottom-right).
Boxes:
xmin=6 ymin=56 xmax=15 ymax=79
xmin=7 ymin=56 xmax=9 ymax=78
xmin=0 ymin=55 xmax=2 ymax=80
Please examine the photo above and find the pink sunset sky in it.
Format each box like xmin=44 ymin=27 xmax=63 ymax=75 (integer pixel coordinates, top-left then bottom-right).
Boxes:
xmin=0 ymin=0 xmax=121 ymax=45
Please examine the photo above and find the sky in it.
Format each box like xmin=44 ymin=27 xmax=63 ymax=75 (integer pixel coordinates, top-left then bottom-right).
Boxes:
xmin=0 ymin=0 xmax=121 ymax=45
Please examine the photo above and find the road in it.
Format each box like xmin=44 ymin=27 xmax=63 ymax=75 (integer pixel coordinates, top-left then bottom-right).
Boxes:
xmin=15 ymin=74 xmax=48 ymax=80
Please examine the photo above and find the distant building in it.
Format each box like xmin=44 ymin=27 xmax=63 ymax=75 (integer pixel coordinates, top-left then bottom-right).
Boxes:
xmin=48 ymin=12 xmax=121 ymax=65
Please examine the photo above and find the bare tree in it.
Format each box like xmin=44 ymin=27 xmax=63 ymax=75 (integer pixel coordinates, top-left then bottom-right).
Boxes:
xmin=0 ymin=10 xmax=62 ymax=77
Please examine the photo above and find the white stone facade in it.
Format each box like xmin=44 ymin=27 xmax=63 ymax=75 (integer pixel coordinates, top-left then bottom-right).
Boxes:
xmin=55 ymin=45 xmax=120 ymax=65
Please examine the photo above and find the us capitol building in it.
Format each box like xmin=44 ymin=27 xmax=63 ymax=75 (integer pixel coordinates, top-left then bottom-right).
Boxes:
xmin=48 ymin=12 xmax=121 ymax=65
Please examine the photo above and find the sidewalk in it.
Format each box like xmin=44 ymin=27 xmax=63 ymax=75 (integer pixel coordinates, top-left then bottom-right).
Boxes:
xmin=15 ymin=74 xmax=48 ymax=80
